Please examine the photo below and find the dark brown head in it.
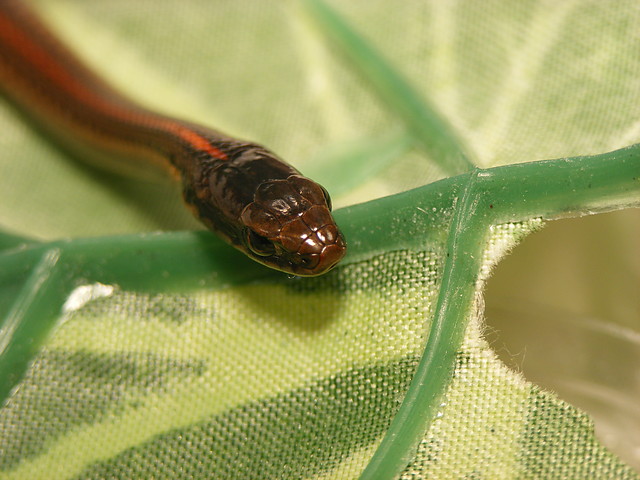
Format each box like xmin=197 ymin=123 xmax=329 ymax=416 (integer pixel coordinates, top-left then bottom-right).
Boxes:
xmin=239 ymin=174 xmax=346 ymax=276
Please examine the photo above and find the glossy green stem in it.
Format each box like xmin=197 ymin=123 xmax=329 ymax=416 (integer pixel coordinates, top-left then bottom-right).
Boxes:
xmin=359 ymin=171 xmax=487 ymax=478
xmin=358 ymin=144 xmax=640 ymax=479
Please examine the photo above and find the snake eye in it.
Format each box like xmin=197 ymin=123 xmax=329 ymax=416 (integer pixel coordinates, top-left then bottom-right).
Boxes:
xmin=244 ymin=229 xmax=276 ymax=257
xmin=321 ymin=186 xmax=332 ymax=211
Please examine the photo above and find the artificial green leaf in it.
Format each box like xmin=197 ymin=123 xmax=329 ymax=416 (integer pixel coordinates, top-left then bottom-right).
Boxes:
xmin=1 ymin=1 xmax=639 ymax=479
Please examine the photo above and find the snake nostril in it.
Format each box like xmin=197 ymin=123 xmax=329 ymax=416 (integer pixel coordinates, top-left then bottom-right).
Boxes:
xmin=294 ymin=254 xmax=319 ymax=269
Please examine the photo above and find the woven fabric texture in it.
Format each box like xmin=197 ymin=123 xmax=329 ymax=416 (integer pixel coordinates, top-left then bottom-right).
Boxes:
xmin=0 ymin=1 xmax=638 ymax=478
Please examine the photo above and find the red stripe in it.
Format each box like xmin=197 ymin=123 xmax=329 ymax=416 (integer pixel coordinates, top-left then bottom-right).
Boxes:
xmin=0 ymin=7 xmax=228 ymax=162
xmin=175 ymin=125 xmax=228 ymax=160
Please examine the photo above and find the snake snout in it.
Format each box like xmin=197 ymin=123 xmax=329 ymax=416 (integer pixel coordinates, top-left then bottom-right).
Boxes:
xmin=288 ymin=221 xmax=346 ymax=275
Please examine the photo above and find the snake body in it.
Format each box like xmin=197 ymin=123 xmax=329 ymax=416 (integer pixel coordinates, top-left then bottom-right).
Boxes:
xmin=0 ymin=1 xmax=346 ymax=276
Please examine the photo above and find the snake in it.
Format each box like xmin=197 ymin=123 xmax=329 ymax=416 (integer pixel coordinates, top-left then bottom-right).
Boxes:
xmin=0 ymin=1 xmax=346 ymax=276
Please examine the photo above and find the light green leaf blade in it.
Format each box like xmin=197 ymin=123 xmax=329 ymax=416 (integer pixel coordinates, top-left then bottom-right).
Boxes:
xmin=0 ymin=1 xmax=639 ymax=479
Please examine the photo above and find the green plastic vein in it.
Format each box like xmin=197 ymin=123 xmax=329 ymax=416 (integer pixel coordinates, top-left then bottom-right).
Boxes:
xmin=358 ymin=144 xmax=639 ymax=479
xmin=298 ymin=0 xmax=475 ymax=176
xmin=0 ymin=248 xmax=63 ymax=400
xmin=360 ymin=169 xmax=487 ymax=479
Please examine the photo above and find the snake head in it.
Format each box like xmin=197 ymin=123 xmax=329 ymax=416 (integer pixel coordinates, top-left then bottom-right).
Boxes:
xmin=240 ymin=175 xmax=346 ymax=276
